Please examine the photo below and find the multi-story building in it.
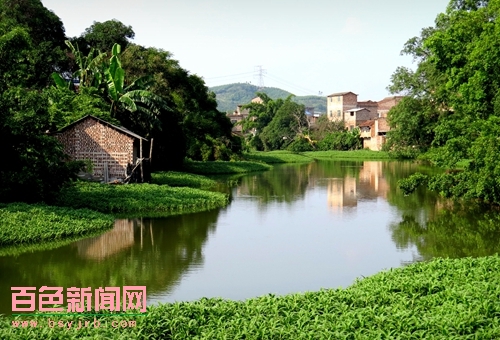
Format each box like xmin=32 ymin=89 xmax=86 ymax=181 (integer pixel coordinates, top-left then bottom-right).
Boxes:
xmin=326 ymin=91 xmax=358 ymax=121
xmin=325 ymin=91 xmax=403 ymax=150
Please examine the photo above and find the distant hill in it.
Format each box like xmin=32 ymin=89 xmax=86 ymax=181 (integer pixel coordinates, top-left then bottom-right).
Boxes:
xmin=210 ymin=83 xmax=326 ymax=113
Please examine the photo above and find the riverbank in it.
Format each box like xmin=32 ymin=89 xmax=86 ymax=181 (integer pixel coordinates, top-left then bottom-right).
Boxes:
xmin=183 ymin=159 xmax=272 ymax=174
xmin=243 ymin=150 xmax=314 ymax=163
xmin=2 ymin=255 xmax=499 ymax=338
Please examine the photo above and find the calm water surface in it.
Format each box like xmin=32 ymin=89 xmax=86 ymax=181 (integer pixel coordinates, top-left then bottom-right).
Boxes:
xmin=2 ymin=160 xmax=500 ymax=315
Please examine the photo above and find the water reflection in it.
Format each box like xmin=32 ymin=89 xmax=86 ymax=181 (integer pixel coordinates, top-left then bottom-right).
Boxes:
xmin=390 ymin=202 xmax=500 ymax=261
xmin=0 ymin=209 xmax=221 ymax=315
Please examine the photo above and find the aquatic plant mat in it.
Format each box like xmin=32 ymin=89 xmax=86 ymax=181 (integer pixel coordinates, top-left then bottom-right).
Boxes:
xmin=151 ymin=171 xmax=217 ymax=189
xmin=243 ymin=151 xmax=314 ymax=163
xmin=183 ymin=160 xmax=272 ymax=174
xmin=2 ymin=255 xmax=499 ymax=339
xmin=0 ymin=203 xmax=113 ymax=248
xmin=57 ymin=182 xmax=229 ymax=216
xmin=302 ymin=150 xmax=391 ymax=160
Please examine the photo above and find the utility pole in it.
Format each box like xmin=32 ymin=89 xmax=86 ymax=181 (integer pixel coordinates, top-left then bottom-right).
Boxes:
xmin=254 ymin=65 xmax=267 ymax=90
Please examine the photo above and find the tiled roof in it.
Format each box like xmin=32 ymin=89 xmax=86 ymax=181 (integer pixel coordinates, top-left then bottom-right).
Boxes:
xmin=358 ymin=120 xmax=375 ymax=127
xmin=327 ymin=91 xmax=357 ymax=97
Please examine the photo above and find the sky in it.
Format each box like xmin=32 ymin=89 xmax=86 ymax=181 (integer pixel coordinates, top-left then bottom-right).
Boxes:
xmin=41 ymin=0 xmax=450 ymax=101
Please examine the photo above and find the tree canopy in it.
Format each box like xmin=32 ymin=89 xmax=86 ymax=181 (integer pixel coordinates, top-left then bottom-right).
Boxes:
xmin=389 ymin=0 xmax=500 ymax=204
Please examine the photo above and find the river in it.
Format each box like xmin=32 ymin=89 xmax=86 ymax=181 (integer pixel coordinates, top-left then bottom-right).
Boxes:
xmin=2 ymin=160 xmax=500 ymax=315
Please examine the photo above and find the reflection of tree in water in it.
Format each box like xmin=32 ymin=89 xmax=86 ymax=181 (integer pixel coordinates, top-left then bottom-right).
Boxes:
xmin=236 ymin=163 xmax=312 ymax=204
xmin=390 ymin=202 xmax=500 ymax=261
xmin=0 ymin=209 xmax=220 ymax=315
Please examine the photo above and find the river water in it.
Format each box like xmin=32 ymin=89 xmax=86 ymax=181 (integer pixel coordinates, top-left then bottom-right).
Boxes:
xmin=2 ymin=160 xmax=500 ymax=315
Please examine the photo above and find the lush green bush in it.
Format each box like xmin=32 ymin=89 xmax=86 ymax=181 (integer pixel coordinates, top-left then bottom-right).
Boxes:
xmin=56 ymin=182 xmax=229 ymax=216
xmin=183 ymin=160 xmax=272 ymax=174
xmin=286 ymin=137 xmax=314 ymax=152
xmin=2 ymin=255 xmax=500 ymax=338
xmin=151 ymin=171 xmax=216 ymax=189
xmin=243 ymin=151 xmax=313 ymax=164
xmin=0 ymin=203 xmax=113 ymax=247
xmin=316 ymin=129 xmax=362 ymax=151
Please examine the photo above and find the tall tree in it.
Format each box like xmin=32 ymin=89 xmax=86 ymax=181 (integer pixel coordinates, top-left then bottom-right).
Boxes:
xmin=0 ymin=0 xmax=68 ymax=87
xmin=391 ymin=0 xmax=500 ymax=204
xmin=80 ymin=19 xmax=134 ymax=53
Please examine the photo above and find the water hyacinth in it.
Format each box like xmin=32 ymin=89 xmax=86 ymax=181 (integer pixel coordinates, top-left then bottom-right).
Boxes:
xmin=0 ymin=203 xmax=113 ymax=247
xmin=57 ymin=182 xmax=229 ymax=217
xmin=151 ymin=172 xmax=217 ymax=189
xmin=243 ymin=151 xmax=314 ymax=164
xmin=2 ymin=255 xmax=499 ymax=339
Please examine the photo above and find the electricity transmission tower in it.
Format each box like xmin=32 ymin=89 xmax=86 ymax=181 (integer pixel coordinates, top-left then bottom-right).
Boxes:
xmin=254 ymin=65 xmax=267 ymax=89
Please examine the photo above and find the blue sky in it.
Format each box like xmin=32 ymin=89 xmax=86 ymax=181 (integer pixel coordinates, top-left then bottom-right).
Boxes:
xmin=42 ymin=0 xmax=449 ymax=101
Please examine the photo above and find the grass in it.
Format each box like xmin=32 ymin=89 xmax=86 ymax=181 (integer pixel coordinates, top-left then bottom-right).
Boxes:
xmin=0 ymin=203 xmax=113 ymax=248
xmin=243 ymin=151 xmax=314 ymax=164
xmin=151 ymin=171 xmax=217 ymax=189
xmin=302 ymin=149 xmax=391 ymax=160
xmin=2 ymin=255 xmax=500 ymax=339
xmin=56 ymin=182 xmax=229 ymax=217
xmin=183 ymin=160 xmax=272 ymax=174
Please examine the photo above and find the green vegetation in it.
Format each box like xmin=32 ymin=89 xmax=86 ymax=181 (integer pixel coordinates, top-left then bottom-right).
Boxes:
xmin=0 ymin=203 xmax=113 ymax=247
xmin=386 ymin=0 xmax=500 ymax=204
xmin=183 ymin=160 xmax=272 ymax=174
xmin=210 ymin=82 xmax=326 ymax=113
xmin=243 ymin=151 xmax=313 ymax=163
xmin=302 ymin=150 xmax=391 ymax=160
xmin=0 ymin=2 xmax=243 ymax=204
xmin=56 ymin=182 xmax=229 ymax=216
xmin=3 ymin=255 xmax=500 ymax=338
xmin=151 ymin=171 xmax=216 ymax=189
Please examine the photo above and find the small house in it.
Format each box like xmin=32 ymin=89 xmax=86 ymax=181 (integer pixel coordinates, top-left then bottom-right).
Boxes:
xmin=54 ymin=115 xmax=150 ymax=182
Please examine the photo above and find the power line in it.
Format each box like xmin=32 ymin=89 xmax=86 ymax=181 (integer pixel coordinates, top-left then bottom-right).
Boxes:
xmin=204 ymin=71 xmax=254 ymax=80
xmin=264 ymin=73 xmax=320 ymax=96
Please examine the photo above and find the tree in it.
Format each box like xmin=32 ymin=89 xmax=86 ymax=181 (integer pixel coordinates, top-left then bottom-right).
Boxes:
xmin=390 ymin=0 xmax=500 ymax=204
xmin=80 ymin=19 xmax=134 ymax=53
xmin=259 ymin=97 xmax=308 ymax=151
xmin=0 ymin=87 xmax=82 ymax=203
xmin=120 ymin=44 xmax=240 ymax=165
xmin=0 ymin=0 xmax=68 ymax=88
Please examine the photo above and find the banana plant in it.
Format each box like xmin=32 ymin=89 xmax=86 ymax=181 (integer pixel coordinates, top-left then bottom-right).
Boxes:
xmin=104 ymin=43 xmax=166 ymax=121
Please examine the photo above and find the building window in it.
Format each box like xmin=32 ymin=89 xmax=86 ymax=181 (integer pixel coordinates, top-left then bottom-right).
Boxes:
xmin=350 ymin=112 xmax=354 ymax=117
xmin=337 ymin=96 xmax=340 ymax=102
xmin=350 ymin=125 xmax=354 ymax=131
xmin=329 ymin=110 xmax=332 ymax=117
xmin=337 ymin=110 xmax=341 ymax=117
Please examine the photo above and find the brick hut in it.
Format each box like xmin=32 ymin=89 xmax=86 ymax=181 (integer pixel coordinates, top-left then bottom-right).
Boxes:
xmin=55 ymin=115 xmax=150 ymax=182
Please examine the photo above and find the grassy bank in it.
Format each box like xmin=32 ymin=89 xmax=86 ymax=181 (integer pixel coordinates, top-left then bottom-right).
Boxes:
xmin=183 ymin=160 xmax=272 ymax=174
xmin=56 ymin=182 xmax=229 ymax=217
xmin=151 ymin=171 xmax=217 ymax=189
xmin=0 ymin=203 xmax=113 ymax=248
xmin=243 ymin=151 xmax=314 ymax=164
xmin=302 ymin=150 xmax=391 ymax=160
xmin=2 ymin=255 xmax=499 ymax=339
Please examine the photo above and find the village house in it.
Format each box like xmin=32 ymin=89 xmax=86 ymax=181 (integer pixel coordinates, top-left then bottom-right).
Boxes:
xmin=54 ymin=115 xmax=150 ymax=182
xmin=326 ymin=91 xmax=403 ymax=150
xmin=226 ymin=96 xmax=263 ymax=134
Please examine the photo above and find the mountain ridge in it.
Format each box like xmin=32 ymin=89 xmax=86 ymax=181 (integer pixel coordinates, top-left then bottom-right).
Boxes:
xmin=210 ymin=83 xmax=327 ymax=113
